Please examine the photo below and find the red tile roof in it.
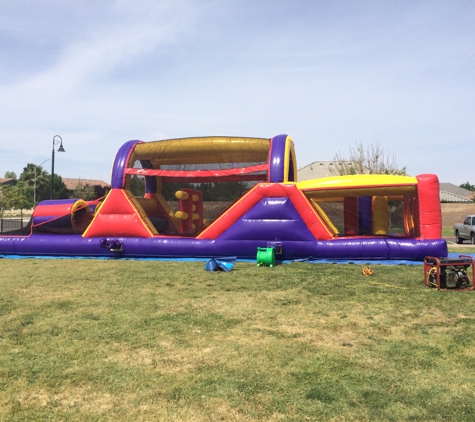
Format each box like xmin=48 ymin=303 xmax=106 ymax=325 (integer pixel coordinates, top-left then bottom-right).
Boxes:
xmin=62 ymin=178 xmax=110 ymax=190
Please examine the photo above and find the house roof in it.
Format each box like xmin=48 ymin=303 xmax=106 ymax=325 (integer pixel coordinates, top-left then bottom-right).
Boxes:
xmin=0 ymin=177 xmax=15 ymax=185
xmin=439 ymin=183 xmax=474 ymax=199
xmin=298 ymin=161 xmax=357 ymax=181
xmin=62 ymin=178 xmax=110 ymax=190
xmin=440 ymin=191 xmax=472 ymax=203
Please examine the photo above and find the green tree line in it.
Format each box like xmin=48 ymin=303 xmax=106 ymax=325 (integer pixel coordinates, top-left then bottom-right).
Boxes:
xmin=0 ymin=164 xmax=97 ymax=217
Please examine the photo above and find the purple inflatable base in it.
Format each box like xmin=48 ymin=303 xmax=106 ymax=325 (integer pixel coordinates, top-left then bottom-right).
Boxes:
xmin=0 ymin=234 xmax=448 ymax=262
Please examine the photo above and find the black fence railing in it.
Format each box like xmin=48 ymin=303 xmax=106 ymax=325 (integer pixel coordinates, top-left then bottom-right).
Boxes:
xmin=0 ymin=218 xmax=26 ymax=233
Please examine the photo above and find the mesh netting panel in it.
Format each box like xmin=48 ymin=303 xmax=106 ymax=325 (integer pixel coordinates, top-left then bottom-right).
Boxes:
xmin=315 ymin=199 xmax=407 ymax=237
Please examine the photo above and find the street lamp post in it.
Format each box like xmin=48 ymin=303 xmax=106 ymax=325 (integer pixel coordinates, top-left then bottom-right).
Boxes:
xmin=34 ymin=159 xmax=50 ymax=204
xmin=50 ymin=135 xmax=65 ymax=200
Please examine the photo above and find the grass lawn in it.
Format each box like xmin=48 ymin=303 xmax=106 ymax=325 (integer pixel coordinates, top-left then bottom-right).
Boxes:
xmin=2 ymin=256 xmax=475 ymax=421
xmin=442 ymin=227 xmax=454 ymax=237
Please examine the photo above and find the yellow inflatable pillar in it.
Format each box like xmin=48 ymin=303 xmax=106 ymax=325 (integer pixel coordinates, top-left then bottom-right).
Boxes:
xmin=372 ymin=196 xmax=388 ymax=235
xmin=403 ymin=197 xmax=416 ymax=237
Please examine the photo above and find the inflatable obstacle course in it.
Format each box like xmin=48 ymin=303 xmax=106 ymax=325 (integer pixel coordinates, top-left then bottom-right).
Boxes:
xmin=0 ymin=134 xmax=447 ymax=261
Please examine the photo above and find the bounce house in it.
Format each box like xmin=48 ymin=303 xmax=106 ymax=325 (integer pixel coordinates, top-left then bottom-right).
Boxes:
xmin=0 ymin=134 xmax=447 ymax=260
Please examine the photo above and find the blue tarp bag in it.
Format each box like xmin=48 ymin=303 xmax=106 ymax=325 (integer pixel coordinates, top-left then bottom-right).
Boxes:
xmin=204 ymin=257 xmax=237 ymax=272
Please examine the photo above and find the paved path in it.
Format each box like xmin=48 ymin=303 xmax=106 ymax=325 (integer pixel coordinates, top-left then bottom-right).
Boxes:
xmin=444 ymin=236 xmax=475 ymax=246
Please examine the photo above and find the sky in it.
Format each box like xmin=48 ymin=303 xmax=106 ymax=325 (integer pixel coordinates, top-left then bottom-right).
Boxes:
xmin=0 ymin=0 xmax=474 ymax=185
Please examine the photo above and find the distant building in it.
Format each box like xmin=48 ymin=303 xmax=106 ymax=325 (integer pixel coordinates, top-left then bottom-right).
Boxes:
xmin=439 ymin=191 xmax=472 ymax=203
xmin=440 ymin=183 xmax=475 ymax=202
xmin=298 ymin=161 xmax=362 ymax=181
xmin=62 ymin=178 xmax=110 ymax=199
xmin=0 ymin=178 xmax=15 ymax=200
xmin=439 ymin=183 xmax=475 ymax=201
xmin=0 ymin=177 xmax=16 ymax=187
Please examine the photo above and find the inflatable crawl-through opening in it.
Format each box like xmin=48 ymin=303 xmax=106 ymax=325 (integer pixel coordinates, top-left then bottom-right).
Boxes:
xmin=32 ymin=199 xmax=95 ymax=234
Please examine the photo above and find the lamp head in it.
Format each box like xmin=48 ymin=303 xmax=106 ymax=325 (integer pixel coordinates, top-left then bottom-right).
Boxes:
xmin=53 ymin=135 xmax=65 ymax=152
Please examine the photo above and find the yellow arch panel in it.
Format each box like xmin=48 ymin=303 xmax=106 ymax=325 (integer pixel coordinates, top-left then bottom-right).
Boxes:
xmin=283 ymin=136 xmax=297 ymax=182
xmin=129 ymin=137 xmax=271 ymax=166
xmin=304 ymin=185 xmax=417 ymax=199
xmin=297 ymin=174 xmax=418 ymax=191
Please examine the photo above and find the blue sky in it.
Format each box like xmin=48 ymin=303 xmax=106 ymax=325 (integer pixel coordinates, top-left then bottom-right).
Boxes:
xmin=1 ymin=0 xmax=474 ymax=185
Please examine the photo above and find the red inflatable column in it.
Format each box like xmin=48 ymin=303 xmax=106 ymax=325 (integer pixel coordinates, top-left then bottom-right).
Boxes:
xmin=344 ymin=197 xmax=358 ymax=235
xmin=416 ymin=174 xmax=442 ymax=239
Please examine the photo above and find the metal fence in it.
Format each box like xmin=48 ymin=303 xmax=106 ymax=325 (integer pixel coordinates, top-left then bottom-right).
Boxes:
xmin=0 ymin=218 xmax=26 ymax=233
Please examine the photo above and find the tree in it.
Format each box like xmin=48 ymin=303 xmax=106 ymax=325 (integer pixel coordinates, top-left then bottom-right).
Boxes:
xmin=4 ymin=171 xmax=17 ymax=179
xmin=52 ymin=175 xmax=69 ymax=200
xmin=19 ymin=163 xmax=50 ymax=203
xmin=203 ymin=182 xmax=247 ymax=201
xmin=162 ymin=181 xmax=193 ymax=201
xmin=70 ymin=182 xmax=96 ymax=200
xmin=4 ymin=182 xmax=33 ymax=218
xmin=0 ymin=185 xmax=10 ymax=217
xmin=460 ymin=182 xmax=475 ymax=192
xmin=333 ymin=141 xmax=406 ymax=176
xmin=130 ymin=176 xmax=146 ymax=197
